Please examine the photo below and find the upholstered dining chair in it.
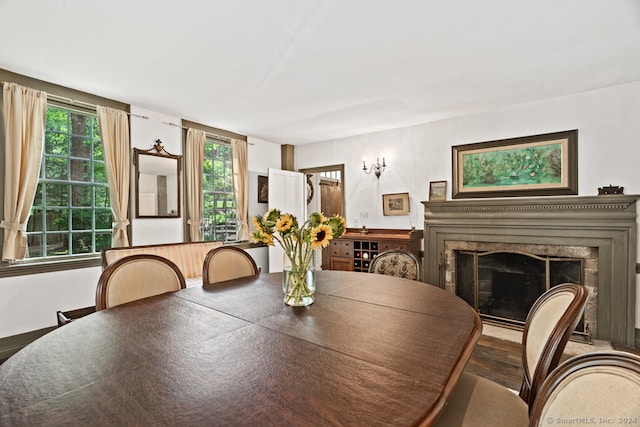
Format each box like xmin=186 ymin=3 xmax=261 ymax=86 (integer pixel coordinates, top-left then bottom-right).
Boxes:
xmin=95 ymin=254 xmax=186 ymax=311
xmin=202 ymin=246 xmax=260 ymax=285
xmin=368 ymin=249 xmax=420 ymax=281
xmin=434 ymin=283 xmax=588 ymax=427
xmin=529 ymin=351 xmax=640 ymax=427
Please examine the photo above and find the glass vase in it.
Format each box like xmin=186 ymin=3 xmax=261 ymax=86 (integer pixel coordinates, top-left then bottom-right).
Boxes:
xmin=282 ymin=253 xmax=316 ymax=306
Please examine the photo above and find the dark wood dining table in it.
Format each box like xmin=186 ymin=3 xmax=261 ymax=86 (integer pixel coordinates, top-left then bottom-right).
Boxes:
xmin=0 ymin=271 xmax=481 ymax=426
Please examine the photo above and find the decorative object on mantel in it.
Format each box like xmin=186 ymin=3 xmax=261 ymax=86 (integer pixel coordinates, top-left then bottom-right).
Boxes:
xmin=362 ymin=156 xmax=386 ymax=179
xmin=428 ymin=180 xmax=447 ymax=201
xmin=252 ymin=209 xmax=346 ymax=306
xmin=382 ymin=192 xmax=410 ymax=216
xmin=598 ymin=185 xmax=624 ymax=195
xmin=452 ymin=130 xmax=578 ymax=198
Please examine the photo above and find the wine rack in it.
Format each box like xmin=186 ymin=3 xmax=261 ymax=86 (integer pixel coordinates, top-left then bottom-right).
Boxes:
xmin=329 ymin=228 xmax=423 ymax=273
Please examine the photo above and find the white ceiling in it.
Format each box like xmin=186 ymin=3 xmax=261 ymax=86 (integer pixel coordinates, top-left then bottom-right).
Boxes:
xmin=2 ymin=1 xmax=639 ymax=145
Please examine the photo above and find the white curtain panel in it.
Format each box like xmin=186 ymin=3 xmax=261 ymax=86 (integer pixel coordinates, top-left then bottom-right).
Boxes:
xmin=231 ymin=138 xmax=249 ymax=241
xmin=186 ymin=128 xmax=205 ymax=241
xmin=1 ymin=82 xmax=46 ymax=261
xmin=97 ymin=105 xmax=130 ymax=248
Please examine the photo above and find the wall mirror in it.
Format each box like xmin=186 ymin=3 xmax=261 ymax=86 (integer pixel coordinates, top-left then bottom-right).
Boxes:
xmin=134 ymin=140 xmax=182 ymax=218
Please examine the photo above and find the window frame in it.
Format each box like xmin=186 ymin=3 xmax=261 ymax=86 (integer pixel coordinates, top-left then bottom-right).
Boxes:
xmin=201 ymin=137 xmax=238 ymax=242
xmin=26 ymin=101 xmax=113 ymax=260
xmin=0 ymin=69 xmax=128 ymax=276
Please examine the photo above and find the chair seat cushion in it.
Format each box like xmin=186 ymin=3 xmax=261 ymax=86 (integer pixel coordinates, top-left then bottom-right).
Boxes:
xmin=435 ymin=372 xmax=529 ymax=427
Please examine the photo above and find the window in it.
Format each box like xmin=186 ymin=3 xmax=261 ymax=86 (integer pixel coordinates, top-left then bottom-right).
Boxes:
xmin=201 ymin=138 xmax=237 ymax=242
xmin=26 ymin=103 xmax=112 ymax=259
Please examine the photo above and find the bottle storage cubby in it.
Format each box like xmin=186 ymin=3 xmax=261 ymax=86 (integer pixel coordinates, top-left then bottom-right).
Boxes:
xmin=353 ymin=241 xmax=379 ymax=272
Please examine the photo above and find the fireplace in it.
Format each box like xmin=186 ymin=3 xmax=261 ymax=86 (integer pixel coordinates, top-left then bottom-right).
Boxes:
xmin=446 ymin=241 xmax=597 ymax=340
xmin=423 ymin=195 xmax=637 ymax=347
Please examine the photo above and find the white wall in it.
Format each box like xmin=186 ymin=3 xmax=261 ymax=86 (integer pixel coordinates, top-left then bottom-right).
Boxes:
xmin=295 ymin=81 xmax=640 ymax=327
xmin=130 ymin=107 xmax=184 ymax=245
xmin=296 ymin=82 xmax=640 ymax=226
xmin=0 ymin=113 xmax=282 ymax=339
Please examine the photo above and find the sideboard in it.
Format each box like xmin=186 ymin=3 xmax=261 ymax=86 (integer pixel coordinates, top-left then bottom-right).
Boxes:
xmin=329 ymin=228 xmax=423 ymax=273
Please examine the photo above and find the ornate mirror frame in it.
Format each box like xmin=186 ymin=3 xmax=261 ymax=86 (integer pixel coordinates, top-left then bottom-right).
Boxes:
xmin=134 ymin=139 xmax=182 ymax=218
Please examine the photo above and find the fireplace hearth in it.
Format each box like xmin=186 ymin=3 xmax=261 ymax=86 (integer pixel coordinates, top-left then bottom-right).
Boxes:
xmin=423 ymin=195 xmax=637 ymax=347
xmin=451 ymin=245 xmax=593 ymax=339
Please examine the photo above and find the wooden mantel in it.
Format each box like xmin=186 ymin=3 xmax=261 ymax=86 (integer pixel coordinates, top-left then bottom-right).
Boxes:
xmin=422 ymin=195 xmax=638 ymax=347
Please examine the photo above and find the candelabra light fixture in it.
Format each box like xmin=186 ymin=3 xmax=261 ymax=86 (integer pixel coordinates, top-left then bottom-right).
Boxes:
xmin=362 ymin=157 xmax=386 ymax=179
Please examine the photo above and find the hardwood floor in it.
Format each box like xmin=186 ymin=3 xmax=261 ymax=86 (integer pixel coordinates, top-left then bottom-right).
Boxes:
xmin=466 ymin=334 xmax=524 ymax=390
xmin=466 ymin=333 xmax=640 ymax=391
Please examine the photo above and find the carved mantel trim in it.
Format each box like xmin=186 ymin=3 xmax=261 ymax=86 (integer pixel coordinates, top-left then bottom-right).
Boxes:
xmin=424 ymin=194 xmax=637 ymax=215
xmin=422 ymin=194 xmax=638 ymax=347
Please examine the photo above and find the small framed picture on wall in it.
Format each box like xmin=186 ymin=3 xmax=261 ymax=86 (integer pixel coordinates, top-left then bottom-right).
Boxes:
xmin=428 ymin=180 xmax=447 ymax=201
xmin=382 ymin=192 xmax=410 ymax=216
xmin=257 ymin=175 xmax=268 ymax=203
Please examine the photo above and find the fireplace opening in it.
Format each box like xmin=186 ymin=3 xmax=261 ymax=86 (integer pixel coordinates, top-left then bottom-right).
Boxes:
xmin=455 ymin=250 xmax=586 ymax=337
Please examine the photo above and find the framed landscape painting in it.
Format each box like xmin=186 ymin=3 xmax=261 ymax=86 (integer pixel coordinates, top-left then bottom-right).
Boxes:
xmin=452 ymin=130 xmax=578 ymax=199
xmin=428 ymin=181 xmax=447 ymax=201
xmin=382 ymin=192 xmax=410 ymax=216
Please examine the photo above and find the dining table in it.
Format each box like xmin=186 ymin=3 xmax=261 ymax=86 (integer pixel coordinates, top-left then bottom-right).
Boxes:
xmin=0 ymin=270 xmax=481 ymax=426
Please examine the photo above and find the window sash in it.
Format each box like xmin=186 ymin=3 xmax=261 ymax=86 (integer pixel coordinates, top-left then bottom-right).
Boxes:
xmin=26 ymin=104 xmax=111 ymax=259
xmin=202 ymin=139 xmax=237 ymax=242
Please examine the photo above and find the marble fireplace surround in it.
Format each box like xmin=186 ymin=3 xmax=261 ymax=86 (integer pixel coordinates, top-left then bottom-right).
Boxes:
xmin=423 ymin=195 xmax=638 ymax=347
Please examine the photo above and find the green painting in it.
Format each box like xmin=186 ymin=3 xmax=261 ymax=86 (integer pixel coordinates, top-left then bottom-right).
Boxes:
xmin=452 ymin=130 xmax=577 ymax=199
xmin=461 ymin=143 xmax=562 ymax=188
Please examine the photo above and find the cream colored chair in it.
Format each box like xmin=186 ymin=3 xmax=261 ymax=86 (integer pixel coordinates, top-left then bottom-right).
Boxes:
xmin=202 ymin=246 xmax=260 ymax=285
xmin=368 ymin=249 xmax=420 ymax=281
xmin=95 ymin=254 xmax=186 ymax=311
xmin=529 ymin=351 xmax=640 ymax=427
xmin=434 ymin=283 xmax=588 ymax=427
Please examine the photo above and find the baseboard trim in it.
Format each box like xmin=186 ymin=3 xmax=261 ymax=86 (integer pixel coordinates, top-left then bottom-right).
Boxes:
xmin=0 ymin=326 xmax=56 ymax=362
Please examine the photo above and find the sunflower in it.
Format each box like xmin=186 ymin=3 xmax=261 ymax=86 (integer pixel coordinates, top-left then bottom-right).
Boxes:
xmin=310 ymin=223 xmax=333 ymax=249
xmin=251 ymin=210 xmax=345 ymax=268
xmin=252 ymin=217 xmax=264 ymax=233
xmin=276 ymin=213 xmax=296 ymax=234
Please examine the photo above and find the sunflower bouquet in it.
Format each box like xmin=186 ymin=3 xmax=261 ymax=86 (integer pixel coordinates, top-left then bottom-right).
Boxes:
xmin=252 ymin=209 xmax=346 ymax=305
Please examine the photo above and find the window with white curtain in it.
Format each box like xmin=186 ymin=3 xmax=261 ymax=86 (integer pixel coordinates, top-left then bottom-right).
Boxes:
xmin=25 ymin=102 xmax=112 ymax=258
xmin=201 ymin=137 xmax=237 ymax=242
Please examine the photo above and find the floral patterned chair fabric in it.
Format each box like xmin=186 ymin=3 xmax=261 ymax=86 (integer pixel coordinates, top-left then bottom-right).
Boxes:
xmin=368 ymin=249 xmax=420 ymax=281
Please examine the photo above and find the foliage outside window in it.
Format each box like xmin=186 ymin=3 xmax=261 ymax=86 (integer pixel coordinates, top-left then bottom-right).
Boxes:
xmin=26 ymin=104 xmax=112 ymax=259
xmin=202 ymin=139 xmax=237 ymax=242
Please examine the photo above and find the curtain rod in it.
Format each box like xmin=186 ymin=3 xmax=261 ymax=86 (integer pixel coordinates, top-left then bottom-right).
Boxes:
xmin=46 ymin=94 xmax=148 ymax=119
xmin=162 ymin=121 xmax=252 ymax=145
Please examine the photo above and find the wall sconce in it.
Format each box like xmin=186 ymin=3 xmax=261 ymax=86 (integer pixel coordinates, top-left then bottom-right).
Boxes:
xmin=362 ymin=157 xmax=386 ymax=179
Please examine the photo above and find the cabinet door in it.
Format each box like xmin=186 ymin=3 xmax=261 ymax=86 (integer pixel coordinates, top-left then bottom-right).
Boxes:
xmin=331 ymin=240 xmax=352 ymax=257
xmin=331 ymin=258 xmax=353 ymax=271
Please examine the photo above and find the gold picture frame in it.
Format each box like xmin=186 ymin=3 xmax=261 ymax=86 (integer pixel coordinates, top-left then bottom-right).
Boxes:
xmin=428 ymin=181 xmax=447 ymax=201
xmin=452 ymin=130 xmax=578 ymax=199
xmin=382 ymin=192 xmax=410 ymax=216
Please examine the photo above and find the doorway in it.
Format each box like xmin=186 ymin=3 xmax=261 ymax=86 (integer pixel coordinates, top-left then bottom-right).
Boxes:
xmin=299 ymin=164 xmax=345 ymax=270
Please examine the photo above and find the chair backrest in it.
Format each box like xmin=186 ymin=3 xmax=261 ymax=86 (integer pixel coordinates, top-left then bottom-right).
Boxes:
xmin=96 ymin=254 xmax=186 ymax=310
xmin=519 ymin=283 xmax=588 ymax=406
xmin=202 ymin=246 xmax=260 ymax=285
xmin=368 ymin=249 xmax=420 ymax=281
xmin=529 ymin=351 xmax=640 ymax=426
